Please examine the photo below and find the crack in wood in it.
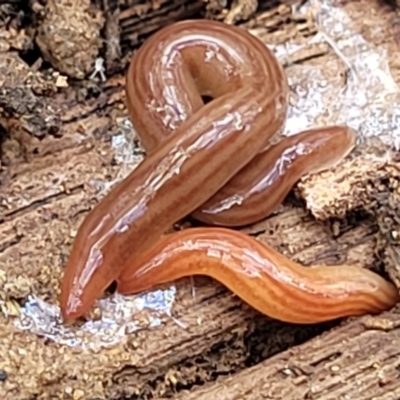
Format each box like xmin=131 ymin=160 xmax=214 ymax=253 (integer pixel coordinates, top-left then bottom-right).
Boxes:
xmin=1 ymin=185 xmax=84 ymax=222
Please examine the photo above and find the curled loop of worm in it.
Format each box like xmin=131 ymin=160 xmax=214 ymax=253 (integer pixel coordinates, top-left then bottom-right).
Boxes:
xmin=60 ymin=20 xmax=399 ymax=322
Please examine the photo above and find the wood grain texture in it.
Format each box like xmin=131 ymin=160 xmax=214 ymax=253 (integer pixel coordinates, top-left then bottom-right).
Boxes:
xmin=159 ymin=310 xmax=400 ymax=400
xmin=1 ymin=0 xmax=400 ymax=398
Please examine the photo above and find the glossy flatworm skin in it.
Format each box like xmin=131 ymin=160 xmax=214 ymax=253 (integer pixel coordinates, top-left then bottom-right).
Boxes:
xmin=191 ymin=125 xmax=356 ymax=226
xmin=60 ymin=19 xmax=397 ymax=322
xmin=125 ymin=22 xmax=357 ymax=227
xmin=117 ymin=228 xmax=400 ymax=324
xmin=60 ymin=19 xmax=288 ymax=320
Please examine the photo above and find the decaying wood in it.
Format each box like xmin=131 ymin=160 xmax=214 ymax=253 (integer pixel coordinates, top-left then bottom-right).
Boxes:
xmin=0 ymin=184 xmax=380 ymax=399
xmin=118 ymin=0 xmax=206 ymax=63
xmin=159 ymin=310 xmax=400 ymax=400
xmin=35 ymin=0 xmax=105 ymax=79
xmin=0 ymin=71 xmax=381 ymax=399
xmin=1 ymin=0 xmax=400 ymax=399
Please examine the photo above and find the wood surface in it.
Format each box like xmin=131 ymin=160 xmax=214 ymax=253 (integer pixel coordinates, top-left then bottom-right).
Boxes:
xmin=1 ymin=0 xmax=400 ymax=399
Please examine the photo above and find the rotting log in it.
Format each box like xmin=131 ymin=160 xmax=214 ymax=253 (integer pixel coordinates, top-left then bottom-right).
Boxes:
xmin=0 ymin=76 xmax=386 ymax=397
xmin=0 ymin=196 xmax=381 ymax=399
xmin=1 ymin=0 xmax=400 ymax=399
xmin=157 ymin=310 xmax=400 ymax=400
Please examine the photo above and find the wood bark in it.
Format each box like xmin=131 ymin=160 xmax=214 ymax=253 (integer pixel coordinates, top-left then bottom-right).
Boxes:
xmin=1 ymin=0 xmax=400 ymax=399
xmin=159 ymin=311 xmax=400 ymax=400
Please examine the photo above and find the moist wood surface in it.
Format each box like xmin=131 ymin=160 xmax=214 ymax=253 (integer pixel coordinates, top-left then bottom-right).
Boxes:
xmin=159 ymin=311 xmax=400 ymax=400
xmin=1 ymin=0 xmax=400 ymax=399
